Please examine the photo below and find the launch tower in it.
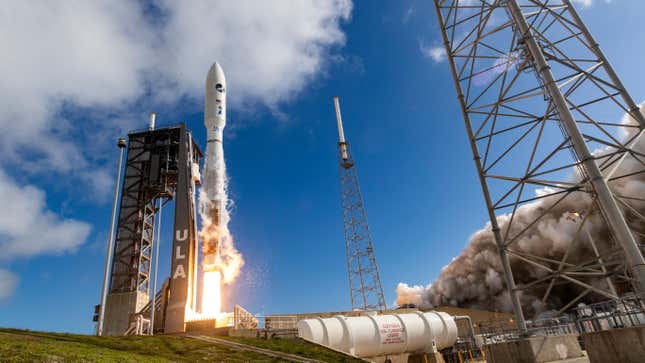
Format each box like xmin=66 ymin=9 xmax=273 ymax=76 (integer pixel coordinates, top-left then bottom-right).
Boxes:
xmin=434 ymin=0 xmax=645 ymax=331
xmin=334 ymin=96 xmax=387 ymax=311
xmin=99 ymin=124 xmax=202 ymax=336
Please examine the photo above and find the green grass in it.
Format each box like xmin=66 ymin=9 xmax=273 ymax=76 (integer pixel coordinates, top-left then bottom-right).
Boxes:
xmin=0 ymin=328 xmax=278 ymax=362
xmin=221 ymin=336 xmax=363 ymax=363
xmin=0 ymin=328 xmax=362 ymax=362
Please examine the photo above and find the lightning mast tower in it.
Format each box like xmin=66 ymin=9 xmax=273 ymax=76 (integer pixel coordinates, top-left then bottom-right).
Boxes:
xmin=334 ymin=96 xmax=387 ymax=311
xmin=435 ymin=0 xmax=645 ymax=332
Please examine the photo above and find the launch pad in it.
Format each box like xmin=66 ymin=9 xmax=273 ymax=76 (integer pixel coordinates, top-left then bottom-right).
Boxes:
xmin=97 ymin=122 xmax=250 ymax=336
xmin=99 ymin=124 xmax=203 ymax=335
xmin=185 ymin=305 xmax=258 ymax=333
xmin=98 ymin=63 xmax=247 ymax=337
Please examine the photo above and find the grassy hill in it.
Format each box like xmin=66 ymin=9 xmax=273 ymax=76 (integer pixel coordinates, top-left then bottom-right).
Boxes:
xmin=0 ymin=328 xmax=362 ymax=362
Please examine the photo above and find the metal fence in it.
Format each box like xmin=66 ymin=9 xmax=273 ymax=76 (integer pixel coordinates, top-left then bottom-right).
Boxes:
xmin=477 ymin=295 xmax=645 ymax=345
xmin=263 ymin=315 xmax=299 ymax=330
xmin=571 ymin=294 xmax=645 ymax=333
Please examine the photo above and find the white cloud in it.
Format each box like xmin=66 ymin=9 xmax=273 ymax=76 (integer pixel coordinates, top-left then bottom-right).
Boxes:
xmin=403 ymin=5 xmax=415 ymax=24
xmin=0 ymin=269 xmax=19 ymax=300
xmin=0 ymin=169 xmax=91 ymax=259
xmin=419 ymin=42 xmax=447 ymax=63
xmin=0 ymin=1 xmax=352 ymax=285
xmin=157 ymin=0 xmax=352 ymax=106
xmin=0 ymin=1 xmax=153 ymax=138
xmin=571 ymin=0 xmax=614 ymax=7
xmin=571 ymin=0 xmax=593 ymax=7
xmin=0 ymin=1 xmax=352 ymax=124
xmin=0 ymin=0 xmax=352 ymax=184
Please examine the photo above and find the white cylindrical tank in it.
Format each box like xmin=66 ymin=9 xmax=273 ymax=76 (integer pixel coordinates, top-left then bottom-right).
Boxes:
xmin=297 ymin=311 xmax=457 ymax=358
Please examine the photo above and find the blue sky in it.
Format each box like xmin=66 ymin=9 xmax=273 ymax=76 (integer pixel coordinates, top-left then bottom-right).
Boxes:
xmin=0 ymin=0 xmax=642 ymax=334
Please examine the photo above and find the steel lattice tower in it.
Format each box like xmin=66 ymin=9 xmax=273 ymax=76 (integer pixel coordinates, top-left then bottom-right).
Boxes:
xmin=435 ymin=0 xmax=645 ymax=331
xmin=100 ymin=124 xmax=202 ymax=335
xmin=334 ymin=97 xmax=387 ymax=311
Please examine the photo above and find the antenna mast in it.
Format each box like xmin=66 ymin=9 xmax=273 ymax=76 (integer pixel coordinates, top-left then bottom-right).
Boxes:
xmin=334 ymin=96 xmax=386 ymax=311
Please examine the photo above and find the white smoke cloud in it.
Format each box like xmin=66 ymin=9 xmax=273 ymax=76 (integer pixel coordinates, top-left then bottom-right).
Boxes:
xmin=0 ymin=269 xmax=19 ymax=300
xmin=396 ymin=283 xmax=429 ymax=307
xmin=397 ymin=106 xmax=645 ymax=314
xmin=0 ymin=1 xmax=352 ymax=298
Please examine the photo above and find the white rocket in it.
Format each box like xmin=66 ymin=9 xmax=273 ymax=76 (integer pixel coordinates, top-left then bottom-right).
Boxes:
xmin=202 ymin=62 xmax=228 ymax=269
xmin=205 ymin=62 xmax=227 ymax=145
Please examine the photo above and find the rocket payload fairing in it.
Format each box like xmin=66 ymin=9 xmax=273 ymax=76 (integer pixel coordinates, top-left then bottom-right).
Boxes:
xmin=205 ymin=62 xmax=227 ymax=144
xmin=202 ymin=62 xmax=228 ymax=270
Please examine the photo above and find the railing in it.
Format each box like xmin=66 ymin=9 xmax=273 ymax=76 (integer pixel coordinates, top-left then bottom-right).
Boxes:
xmin=478 ymin=295 xmax=645 ymax=345
xmin=571 ymin=294 xmax=645 ymax=333
xmin=234 ymin=305 xmax=259 ymax=329
xmin=441 ymin=348 xmax=486 ymax=363
xmin=263 ymin=315 xmax=299 ymax=330
xmin=125 ymin=314 xmax=151 ymax=336
xmin=138 ymin=287 xmax=165 ymax=317
xmin=127 ymin=123 xmax=186 ymax=135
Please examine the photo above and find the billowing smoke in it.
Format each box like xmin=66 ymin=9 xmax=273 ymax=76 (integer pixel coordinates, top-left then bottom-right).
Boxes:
xmin=198 ymin=192 xmax=244 ymax=284
xmin=199 ymin=132 xmax=243 ymax=286
xmin=397 ymin=106 xmax=645 ymax=315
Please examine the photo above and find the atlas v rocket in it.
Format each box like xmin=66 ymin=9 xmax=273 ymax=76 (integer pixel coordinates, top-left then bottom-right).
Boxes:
xmin=205 ymin=62 xmax=227 ymax=145
xmin=202 ymin=62 xmax=227 ymax=270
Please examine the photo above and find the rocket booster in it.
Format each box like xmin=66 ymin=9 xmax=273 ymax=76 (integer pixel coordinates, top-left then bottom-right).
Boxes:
xmin=205 ymin=62 xmax=227 ymax=144
xmin=202 ymin=62 xmax=228 ymax=269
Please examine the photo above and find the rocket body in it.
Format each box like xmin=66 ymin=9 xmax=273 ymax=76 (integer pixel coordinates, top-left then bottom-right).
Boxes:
xmin=202 ymin=62 xmax=228 ymax=270
xmin=205 ymin=62 xmax=227 ymax=143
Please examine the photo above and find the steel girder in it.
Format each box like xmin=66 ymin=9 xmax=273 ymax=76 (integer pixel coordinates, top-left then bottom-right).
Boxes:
xmin=338 ymin=142 xmax=387 ymax=311
xmin=434 ymin=0 xmax=645 ymax=330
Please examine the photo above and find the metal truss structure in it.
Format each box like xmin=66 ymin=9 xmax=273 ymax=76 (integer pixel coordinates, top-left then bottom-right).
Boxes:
xmin=334 ymin=97 xmax=387 ymax=311
xmin=103 ymin=124 xmax=202 ymax=336
xmin=109 ymin=126 xmax=180 ymax=295
xmin=338 ymin=143 xmax=387 ymax=311
xmin=434 ymin=0 xmax=645 ymax=331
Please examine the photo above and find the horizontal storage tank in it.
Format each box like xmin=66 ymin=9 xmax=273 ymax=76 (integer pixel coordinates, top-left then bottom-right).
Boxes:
xmin=297 ymin=311 xmax=457 ymax=358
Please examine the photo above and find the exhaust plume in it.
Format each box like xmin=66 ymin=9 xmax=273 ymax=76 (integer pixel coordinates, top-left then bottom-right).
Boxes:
xmin=397 ymin=106 xmax=645 ymax=315
xmin=193 ymin=62 xmax=243 ymax=319
xmin=199 ymin=186 xmax=244 ymax=284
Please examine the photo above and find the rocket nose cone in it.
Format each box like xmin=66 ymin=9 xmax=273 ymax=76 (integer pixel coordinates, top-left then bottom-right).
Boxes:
xmin=207 ymin=62 xmax=226 ymax=85
xmin=205 ymin=62 xmax=227 ymax=135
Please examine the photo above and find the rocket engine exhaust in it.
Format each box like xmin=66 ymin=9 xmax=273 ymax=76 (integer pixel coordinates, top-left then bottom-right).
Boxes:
xmin=195 ymin=62 xmax=244 ymax=318
xmin=397 ymin=105 xmax=645 ymax=316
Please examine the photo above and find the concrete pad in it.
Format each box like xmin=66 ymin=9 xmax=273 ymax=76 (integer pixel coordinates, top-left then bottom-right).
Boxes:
xmin=582 ymin=326 xmax=645 ymax=363
xmin=103 ymin=291 xmax=148 ymax=336
xmin=408 ymin=352 xmax=446 ymax=363
xmin=546 ymin=353 xmax=589 ymax=363
xmin=484 ymin=334 xmax=583 ymax=363
xmin=228 ymin=329 xmax=260 ymax=338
